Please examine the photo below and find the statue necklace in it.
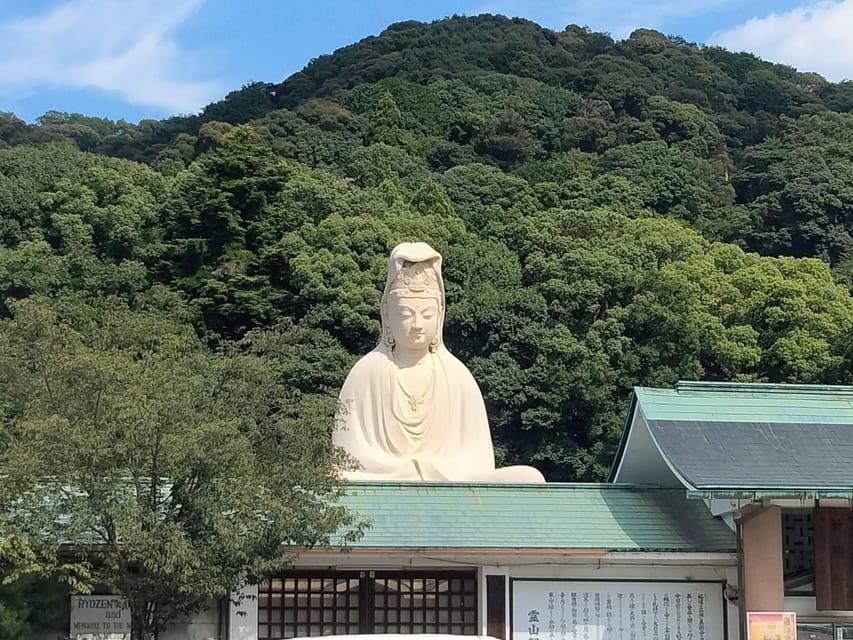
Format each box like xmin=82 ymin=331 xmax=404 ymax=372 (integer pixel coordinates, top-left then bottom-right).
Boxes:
xmin=391 ymin=349 xmax=436 ymax=428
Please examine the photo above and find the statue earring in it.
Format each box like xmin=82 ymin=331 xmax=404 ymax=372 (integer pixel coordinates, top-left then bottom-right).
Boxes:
xmin=429 ymin=337 xmax=439 ymax=353
xmin=385 ymin=330 xmax=396 ymax=349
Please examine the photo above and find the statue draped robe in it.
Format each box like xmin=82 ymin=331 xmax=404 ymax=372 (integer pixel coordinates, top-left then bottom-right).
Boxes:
xmin=334 ymin=345 xmax=543 ymax=482
xmin=334 ymin=346 xmax=493 ymax=480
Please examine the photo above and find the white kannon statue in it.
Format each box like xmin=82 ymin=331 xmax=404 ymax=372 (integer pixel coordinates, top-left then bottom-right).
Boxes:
xmin=333 ymin=241 xmax=545 ymax=482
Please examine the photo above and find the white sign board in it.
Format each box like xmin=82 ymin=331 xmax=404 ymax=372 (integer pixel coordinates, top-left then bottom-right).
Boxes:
xmin=513 ymin=580 xmax=725 ymax=640
xmin=70 ymin=595 xmax=130 ymax=639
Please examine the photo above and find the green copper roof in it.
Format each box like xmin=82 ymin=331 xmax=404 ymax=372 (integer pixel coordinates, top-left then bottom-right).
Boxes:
xmin=611 ymin=381 xmax=853 ymax=492
xmin=335 ymin=482 xmax=734 ymax=553
xmin=635 ymin=381 xmax=853 ymax=424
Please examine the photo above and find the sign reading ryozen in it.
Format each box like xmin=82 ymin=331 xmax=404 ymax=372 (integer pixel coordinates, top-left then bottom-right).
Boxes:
xmin=70 ymin=595 xmax=130 ymax=640
xmin=512 ymin=580 xmax=726 ymax=640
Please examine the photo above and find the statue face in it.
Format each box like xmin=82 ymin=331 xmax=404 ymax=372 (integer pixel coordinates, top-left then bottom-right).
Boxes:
xmin=386 ymin=296 xmax=440 ymax=351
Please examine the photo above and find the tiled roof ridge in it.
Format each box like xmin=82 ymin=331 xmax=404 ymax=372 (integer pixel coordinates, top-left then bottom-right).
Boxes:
xmin=670 ymin=380 xmax=853 ymax=395
xmin=342 ymin=481 xmax=683 ymax=490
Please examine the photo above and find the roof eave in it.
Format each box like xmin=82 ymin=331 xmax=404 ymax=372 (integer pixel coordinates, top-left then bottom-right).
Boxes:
xmin=688 ymin=487 xmax=853 ymax=500
xmin=606 ymin=390 xmax=638 ymax=482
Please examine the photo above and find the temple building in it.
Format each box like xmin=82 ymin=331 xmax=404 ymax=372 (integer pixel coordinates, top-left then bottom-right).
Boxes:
xmin=232 ymin=381 xmax=853 ymax=640
xmin=611 ymin=381 xmax=853 ymax=640
xmin=252 ymin=482 xmax=738 ymax=640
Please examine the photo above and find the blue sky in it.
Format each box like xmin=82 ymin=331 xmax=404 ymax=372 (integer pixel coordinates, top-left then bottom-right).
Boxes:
xmin=1 ymin=0 xmax=852 ymax=124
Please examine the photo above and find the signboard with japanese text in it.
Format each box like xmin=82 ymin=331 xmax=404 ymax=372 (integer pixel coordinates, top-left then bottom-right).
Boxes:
xmin=512 ymin=580 xmax=726 ymax=640
xmin=70 ymin=595 xmax=130 ymax=640
xmin=747 ymin=612 xmax=796 ymax=640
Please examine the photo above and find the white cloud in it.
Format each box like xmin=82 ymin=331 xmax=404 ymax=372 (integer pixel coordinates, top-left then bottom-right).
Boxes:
xmin=0 ymin=0 xmax=223 ymax=115
xmin=476 ymin=0 xmax=739 ymax=38
xmin=709 ymin=1 xmax=853 ymax=81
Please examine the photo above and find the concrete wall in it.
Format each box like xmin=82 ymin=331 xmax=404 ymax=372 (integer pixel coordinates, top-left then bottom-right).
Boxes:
xmin=161 ymin=599 xmax=222 ymax=640
xmin=158 ymin=589 xmax=258 ymax=640
xmin=229 ymin=583 xmax=259 ymax=640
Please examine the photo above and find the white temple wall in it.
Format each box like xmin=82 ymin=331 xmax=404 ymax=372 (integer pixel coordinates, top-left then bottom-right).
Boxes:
xmin=222 ymin=551 xmax=740 ymax=640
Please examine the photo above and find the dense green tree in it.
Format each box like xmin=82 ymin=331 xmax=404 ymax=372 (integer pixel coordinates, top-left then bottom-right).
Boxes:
xmin=369 ymin=91 xmax=407 ymax=145
xmin=602 ymin=140 xmax=734 ymax=223
xmin=645 ymin=95 xmax=723 ymax=156
xmin=0 ymin=143 xmax=166 ymax=308
xmin=0 ymin=297 xmax=361 ymax=639
xmin=735 ymin=113 xmax=853 ymax=262
xmin=473 ymin=109 xmax=541 ymax=168
xmin=0 ymin=113 xmax=29 ymax=147
xmin=346 ymin=143 xmax=430 ymax=188
xmin=200 ymin=82 xmax=277 ymax=124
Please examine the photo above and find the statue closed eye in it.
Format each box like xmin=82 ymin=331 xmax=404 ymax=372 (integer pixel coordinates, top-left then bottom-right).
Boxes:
xmin=332 ymin=241 xmax=545 ymax=483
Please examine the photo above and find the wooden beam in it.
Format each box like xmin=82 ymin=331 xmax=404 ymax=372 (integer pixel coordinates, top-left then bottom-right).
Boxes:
xmin=815 ymin=506 xmax=853 ymax=610
xmin=486 ymin=575 xmax=507 ymax=640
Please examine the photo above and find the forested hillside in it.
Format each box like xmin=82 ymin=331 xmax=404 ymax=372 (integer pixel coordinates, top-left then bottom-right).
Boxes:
xmin=1 ymin=14 xmax=853 ymax=481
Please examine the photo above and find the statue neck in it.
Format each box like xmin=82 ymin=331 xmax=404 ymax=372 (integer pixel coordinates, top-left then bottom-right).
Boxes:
xmin=392 ymin=346 xmax=432 ymax=368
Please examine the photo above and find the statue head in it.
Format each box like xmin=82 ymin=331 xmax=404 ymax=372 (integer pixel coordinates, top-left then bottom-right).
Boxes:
xmin=380 ymin=242 xmax=445 ymax=353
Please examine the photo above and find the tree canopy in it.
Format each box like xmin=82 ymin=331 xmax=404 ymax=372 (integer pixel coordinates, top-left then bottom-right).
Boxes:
xmin=0 ymin=296 xmax=361 ymax=638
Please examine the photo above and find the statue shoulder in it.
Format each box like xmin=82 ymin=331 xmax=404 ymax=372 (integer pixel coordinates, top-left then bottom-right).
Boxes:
xmin=340 ymin=348 xmax=388 ymax=391
xmin=349 ymin=348 xmax=388 ymax=371
xmin=436 ymin=349 xmax=482 ymax=389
